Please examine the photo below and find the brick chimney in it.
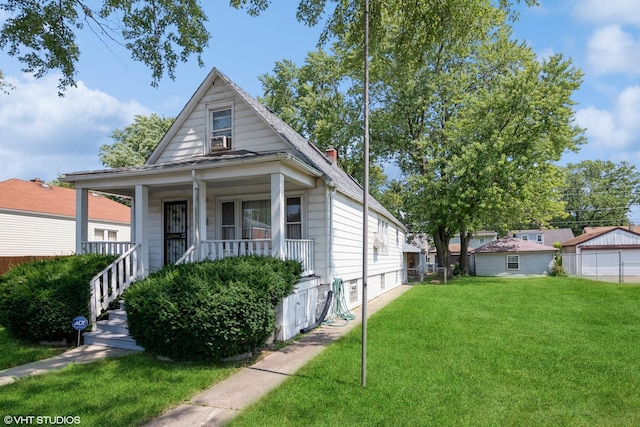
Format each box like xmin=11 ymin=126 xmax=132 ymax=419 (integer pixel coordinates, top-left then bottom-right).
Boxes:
xmin=326 ymin=147 xmax=338 ymax=164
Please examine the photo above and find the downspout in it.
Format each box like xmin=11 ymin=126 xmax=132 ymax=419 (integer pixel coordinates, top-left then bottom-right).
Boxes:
xmin=327 ymin=184 xmax=337 ymax=281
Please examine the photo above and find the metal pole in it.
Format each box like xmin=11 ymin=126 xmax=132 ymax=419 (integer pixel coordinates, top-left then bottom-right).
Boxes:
xmin=361 ymin=0 xmax=370 ymax=388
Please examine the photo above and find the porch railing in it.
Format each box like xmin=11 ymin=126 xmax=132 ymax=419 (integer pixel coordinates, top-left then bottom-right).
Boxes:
xmin=87 ymin=243 xmax=140 ymax=330
xmin=82 ymin=241 xmax=136 ymax=256
xmin=180 ymin=239 xmax=314 ymax=277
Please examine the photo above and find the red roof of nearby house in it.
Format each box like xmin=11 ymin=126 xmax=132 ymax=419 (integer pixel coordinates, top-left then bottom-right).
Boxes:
xmin=563 ymin=226 xmax=640 ymax=247
xmin=428 ymin=243 xmax=464 ymax=254
xmin=0 ymin=178 xmax=130 ymax=223
xmin=472 ymin=237 xmax=557 ymax=254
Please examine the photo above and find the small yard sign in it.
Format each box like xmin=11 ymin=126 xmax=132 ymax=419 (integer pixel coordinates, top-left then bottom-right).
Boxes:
xmin=72 ymin=316 xmax=88 ymax=331
xmin=72 ymin=316 xmax=88 ymax=347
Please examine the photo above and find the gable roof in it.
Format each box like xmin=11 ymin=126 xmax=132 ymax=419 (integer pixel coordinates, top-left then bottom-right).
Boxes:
xmin=562 ymin=226 xmax=640 ymax=247
xmin=0 ymin=178 xmax=130 ymax=223
xmin=583 ymin=225 xmax=640 ymax=234
xmin=473 ymin=237 xmax=557 ymax=254
xmin=145 ymin=68 xmax=404 ymax=230
xmin=512 ymin=228 xmax=574 ymax=244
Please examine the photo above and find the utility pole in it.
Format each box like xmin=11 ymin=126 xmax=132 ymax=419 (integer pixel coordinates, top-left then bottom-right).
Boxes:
xmin=361 ymin=0 xmax=370 ymax=388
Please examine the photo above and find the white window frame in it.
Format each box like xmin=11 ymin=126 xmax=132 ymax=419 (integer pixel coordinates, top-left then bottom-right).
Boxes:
xmin=217 ymin=193 xmax=306 ymax=240
xmin=521 ymin=235 xmax=529 ymax=241
xmin=349 ymin=279 xmax=358 ymax=303
xmin=507 ymin=255 xmax=520 ymax=270
xmin=206 ymin=101 xmax=234 ymax=154
xmin=536 ymin=234 xmax=543 ymax=244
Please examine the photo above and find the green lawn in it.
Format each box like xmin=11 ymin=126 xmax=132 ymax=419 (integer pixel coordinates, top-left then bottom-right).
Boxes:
xmin=230 ymin=276 xmax=640 ymax=426
xmin=2 ymin=277 xmax=639 ymax=426
xmin=0 ymin=353 xmax=241 ymax=426
xmin=0 ymin=327 xmax=67 ymax=370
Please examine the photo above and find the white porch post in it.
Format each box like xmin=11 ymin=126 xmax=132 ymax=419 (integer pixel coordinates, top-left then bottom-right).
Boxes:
xmin=192 ymin=172 xmax=207 ymax=261
xmin=271 ymin=172 xmax=285 ymax=259
xmin=135 ymin=185 xmax=149 ymax=277
xmin=75 ymin=188 xmax=88 ymax=254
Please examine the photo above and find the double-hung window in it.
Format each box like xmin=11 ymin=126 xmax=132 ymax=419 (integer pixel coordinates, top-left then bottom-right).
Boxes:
xmin=220 ymin=196 xmax=303 ymax=240
xmin=208 ymin=103 xmax=233 ymax=152
xmin=507 ymin=255 xmax=520 ymax=270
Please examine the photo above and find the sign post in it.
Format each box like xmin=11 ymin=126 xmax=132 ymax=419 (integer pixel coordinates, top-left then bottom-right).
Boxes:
xmin=72 ymin=316 xmax=89 ymax=347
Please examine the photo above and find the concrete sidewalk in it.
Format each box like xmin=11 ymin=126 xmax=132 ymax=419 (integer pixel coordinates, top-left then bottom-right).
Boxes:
xmin=0 ymin=345 xmax=137 ymax=386
xmin=145 ymin=284 xmax=413 ymax=427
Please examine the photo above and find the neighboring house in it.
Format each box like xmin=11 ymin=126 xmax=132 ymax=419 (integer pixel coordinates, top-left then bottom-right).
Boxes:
xmin=0 ymin=178 xmax=130 ymax=258
xmin=512 ymin=228 xmax=574 ymax=246
xmin=60 ymin=68 xmax=407 ymax=341
xmin=561 ymin=226 xmax=640 ymax=281
xmin=428 ymin=231 xmax=498 ymax=266
xmin=470 ymin=237 xmax=557 ymax=276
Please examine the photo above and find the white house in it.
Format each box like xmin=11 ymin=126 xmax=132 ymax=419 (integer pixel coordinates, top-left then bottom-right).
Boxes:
xmin=0 ymin=178 xmax=130 ymax=266
xmin=470 ymin=237 xmax=557 ymax=276
xmin=60 ymin=68 xmax=407 ymax=343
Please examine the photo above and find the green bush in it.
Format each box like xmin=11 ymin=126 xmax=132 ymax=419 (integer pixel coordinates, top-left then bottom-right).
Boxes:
xmin=0 ymin=255 xmax=117 ymax=342
xmin=124 ymin=256 xmax=302 ymax=362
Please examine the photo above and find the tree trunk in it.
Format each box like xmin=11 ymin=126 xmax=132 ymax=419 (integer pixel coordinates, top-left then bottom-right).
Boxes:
xmin=432 ymin=226 xmax=452 ymax=279
xmin=459 ymin=231 xmax=471 ymax=275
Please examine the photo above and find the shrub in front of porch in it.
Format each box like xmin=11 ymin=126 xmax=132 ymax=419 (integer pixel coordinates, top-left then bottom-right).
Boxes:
xmin=124 ymin=256 xmax=302 ymax=362
xmin=0 ymin=255 xmax=118 ymax=342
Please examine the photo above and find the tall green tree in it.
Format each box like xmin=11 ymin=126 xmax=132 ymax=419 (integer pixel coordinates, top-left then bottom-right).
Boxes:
xmin=99 ymin=113 xmax=174 ymax=168
xmin=259 ymin=50 xmax=389 ymax=195
xmin=0 ymin=0 xmax=213 ymax=93
xmin=554 ymin=160 xmax=640 ymax=235
xmin=0 ymin=0 xmax=537 ymax=93
xmin=363 ymin=4 xmax=584 ymax=274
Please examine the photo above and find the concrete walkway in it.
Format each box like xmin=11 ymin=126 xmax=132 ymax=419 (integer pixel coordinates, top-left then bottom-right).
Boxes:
xmin=0 ymin=284 xmax=412 ymax=426
xmin=0 ymin=345 xmax=137 ymax=386
xmin=145 ymin=284 xmax=412 ymax=427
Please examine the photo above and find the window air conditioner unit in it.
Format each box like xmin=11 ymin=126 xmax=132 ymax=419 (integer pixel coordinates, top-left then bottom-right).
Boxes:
xmin=210 ymin=135 xmax=231 ymax=151
xmin=373 ymin=233 xmax=387 ymax=253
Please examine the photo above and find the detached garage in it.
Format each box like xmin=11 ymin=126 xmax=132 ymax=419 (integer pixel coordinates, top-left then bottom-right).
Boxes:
xmin=470 ymin=237 xmax=557 ymax=276
xmin=561 ymin=226 xmax=640 ymax=282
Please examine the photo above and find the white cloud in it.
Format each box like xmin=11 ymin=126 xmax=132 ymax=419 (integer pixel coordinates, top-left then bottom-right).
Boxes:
xmin=574 ymin=85 xmax=640 ymax=150
xmin=586 ymin=25 xmax=640 ymax=75
xmin=0 ymin=73 xmax=149 ymax=182
xmin=573 ymin=0 xmax=640 ymax=26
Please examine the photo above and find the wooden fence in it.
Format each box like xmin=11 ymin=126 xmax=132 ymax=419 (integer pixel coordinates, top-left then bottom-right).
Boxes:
xmin=0 ymin=255 xmax=59 ymax=276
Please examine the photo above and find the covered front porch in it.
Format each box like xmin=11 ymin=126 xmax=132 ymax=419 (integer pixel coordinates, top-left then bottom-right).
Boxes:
xmin=65 ymin=152 xmax=326 ymax=329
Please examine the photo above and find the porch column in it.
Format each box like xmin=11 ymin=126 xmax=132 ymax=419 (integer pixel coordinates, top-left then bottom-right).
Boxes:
xmin=75 ymin=188 xmax=89 ymax=254
xmin=192 ymin=176 xmax=207 ymax=261
xmin=135 ymin=185 xmax=149 ymax=277
xmin=271 ymin=172 xmax=285 ymax=259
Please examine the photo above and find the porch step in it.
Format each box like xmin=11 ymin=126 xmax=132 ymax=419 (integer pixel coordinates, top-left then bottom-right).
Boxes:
xmin=83 ymin=307 xmax=143 ymax=351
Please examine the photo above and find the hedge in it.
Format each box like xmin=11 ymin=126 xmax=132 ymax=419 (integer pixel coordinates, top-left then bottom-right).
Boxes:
xmin=124 ymin=256 xmax=302 ymax=361
xmin=0 ymin=255 xmax=117 ymax=342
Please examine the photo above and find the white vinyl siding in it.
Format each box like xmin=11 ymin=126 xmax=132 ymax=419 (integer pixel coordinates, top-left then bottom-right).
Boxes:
xmin=331 ymin=191 xmax=405 ymax=309
xmin=0 ymin=211 xmax=130 ymax=257
xmin=156 ymin=78 xmax=291 ymax=163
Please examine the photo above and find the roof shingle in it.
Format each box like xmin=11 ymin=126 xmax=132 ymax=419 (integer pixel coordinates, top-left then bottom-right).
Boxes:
xmin=0 ymin=178 xmax=130 ymax=223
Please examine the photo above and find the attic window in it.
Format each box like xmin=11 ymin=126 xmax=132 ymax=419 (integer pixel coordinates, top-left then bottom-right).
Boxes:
xmin=207 ymin=103 xmax=233 ymax=153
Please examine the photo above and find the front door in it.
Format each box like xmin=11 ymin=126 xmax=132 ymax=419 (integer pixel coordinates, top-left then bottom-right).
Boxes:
xmin=164 ymin=201 xmax=188 ymax=265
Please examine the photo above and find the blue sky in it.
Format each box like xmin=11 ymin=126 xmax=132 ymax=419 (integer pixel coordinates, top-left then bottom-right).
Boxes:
xmin=1 ymin=1 xmax=640 ymax=219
